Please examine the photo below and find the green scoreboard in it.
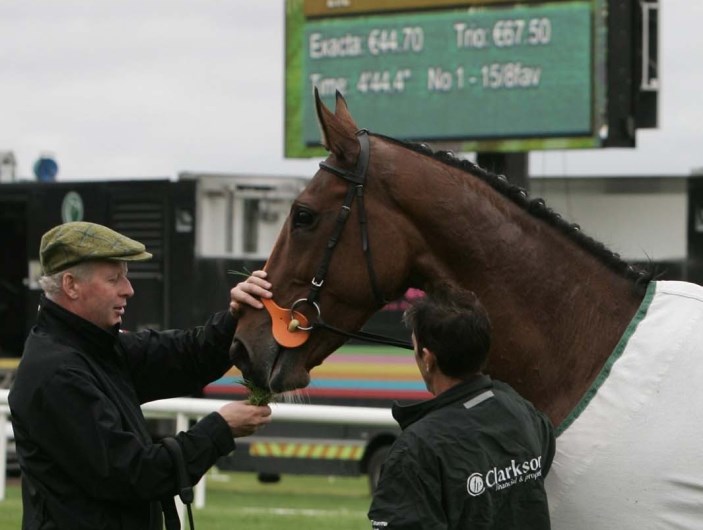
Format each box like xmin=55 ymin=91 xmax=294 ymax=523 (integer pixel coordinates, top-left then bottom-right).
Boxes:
xmin=285 ymin=0 xmax=657 ymax=157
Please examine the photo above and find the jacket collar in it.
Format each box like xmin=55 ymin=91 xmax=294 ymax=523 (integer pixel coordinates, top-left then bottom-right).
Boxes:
xmin=37 ymin=294 xmax=120 ymax=355
xmin=392 ymin=374 xmax=494 ymax=430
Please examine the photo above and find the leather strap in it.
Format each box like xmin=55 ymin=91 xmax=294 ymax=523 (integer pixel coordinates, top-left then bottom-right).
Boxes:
xmin=162 ymin=437 xmax=195 ymax=530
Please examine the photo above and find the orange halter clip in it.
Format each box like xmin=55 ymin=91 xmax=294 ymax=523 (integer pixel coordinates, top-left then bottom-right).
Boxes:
xmin=259 ymin=260 xmax=316 ymax=349
xmin=260 ymin=297 xmax=311 ymax=349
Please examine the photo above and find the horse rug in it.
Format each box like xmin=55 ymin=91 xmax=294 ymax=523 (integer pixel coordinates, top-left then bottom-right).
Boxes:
xmin=546 ymin=280 xmax=703 ymax=529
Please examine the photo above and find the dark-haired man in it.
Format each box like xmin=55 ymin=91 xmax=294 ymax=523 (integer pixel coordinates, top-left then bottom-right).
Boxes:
xmin=368 ymin=286 xmax=555 ymax=529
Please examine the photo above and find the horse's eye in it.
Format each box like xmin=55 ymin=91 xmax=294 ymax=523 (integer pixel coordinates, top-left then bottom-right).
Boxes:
xmin=292 ymin=208 xmax=316 ymax=229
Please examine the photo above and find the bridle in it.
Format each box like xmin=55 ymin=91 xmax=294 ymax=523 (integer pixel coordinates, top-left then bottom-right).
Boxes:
xmin=262 ymin=129 xmax=413 ymax=351
xmin=309 ymin=129 xmax=385 ymax=307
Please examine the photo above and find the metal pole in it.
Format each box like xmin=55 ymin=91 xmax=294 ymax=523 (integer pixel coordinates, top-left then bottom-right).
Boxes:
xmin=175 ymin=413 xmax=188 ymax=530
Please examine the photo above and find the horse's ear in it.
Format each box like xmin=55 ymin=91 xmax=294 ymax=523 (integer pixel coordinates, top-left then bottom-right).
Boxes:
xmin=314 ymin=88 xmax=358 ymax=160
xmin=333 ymin=91 xmax=355 ymax=125
xmin=314 ymin=87 xmax=334 ymax=150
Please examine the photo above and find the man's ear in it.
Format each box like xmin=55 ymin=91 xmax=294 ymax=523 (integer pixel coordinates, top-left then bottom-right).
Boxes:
xmin=62 ymin=272 xmax=80 ymax=300
xmin=422 ymin=347 xmax=437 ymax=373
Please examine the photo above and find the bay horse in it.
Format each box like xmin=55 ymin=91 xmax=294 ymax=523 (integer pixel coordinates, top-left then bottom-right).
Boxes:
xmin=231 ymin=91 xmax=703 ymax=528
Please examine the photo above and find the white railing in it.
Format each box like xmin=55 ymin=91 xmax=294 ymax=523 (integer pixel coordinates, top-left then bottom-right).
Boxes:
xmin=0 ymin=389 xmax=395 ymax=512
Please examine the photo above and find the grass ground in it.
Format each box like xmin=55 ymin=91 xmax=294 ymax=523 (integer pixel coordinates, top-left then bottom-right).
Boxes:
xmin=0 ymin=471 xmax=372 ymax=530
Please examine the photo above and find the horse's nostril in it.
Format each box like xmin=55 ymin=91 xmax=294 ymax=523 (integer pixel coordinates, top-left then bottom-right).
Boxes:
xmin=229 ymin=340 xmax=250 ymax=373
xmin=230 ymin=339 xmax=272 ymax=390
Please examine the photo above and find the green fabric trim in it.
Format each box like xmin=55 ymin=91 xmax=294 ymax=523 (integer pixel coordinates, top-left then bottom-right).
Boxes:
xmin=555 ymin=281 xmax=658 ymax=436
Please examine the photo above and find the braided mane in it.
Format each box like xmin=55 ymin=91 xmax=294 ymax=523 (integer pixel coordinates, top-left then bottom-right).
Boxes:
xmin=374 ymin=133 xmax=655 ymax=291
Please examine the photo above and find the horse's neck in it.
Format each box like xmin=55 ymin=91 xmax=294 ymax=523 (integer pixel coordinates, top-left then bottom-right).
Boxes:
xmin=474 ymin=246 xmax=641 ymax=426
xmin=395 ymin=160 xmax=643 ymax=425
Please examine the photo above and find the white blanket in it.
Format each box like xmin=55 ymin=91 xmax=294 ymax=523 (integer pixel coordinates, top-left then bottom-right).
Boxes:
xmin=547 ymin=281 xmax=703 ymax=529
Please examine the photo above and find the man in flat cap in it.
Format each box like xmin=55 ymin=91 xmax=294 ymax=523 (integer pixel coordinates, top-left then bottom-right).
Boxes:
xmin=9 ymin=221 xmax=274 ymax=530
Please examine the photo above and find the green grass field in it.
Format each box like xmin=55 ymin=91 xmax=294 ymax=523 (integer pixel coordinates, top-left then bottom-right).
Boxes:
xmin=0 ymin=471 xmax=372 ymax=530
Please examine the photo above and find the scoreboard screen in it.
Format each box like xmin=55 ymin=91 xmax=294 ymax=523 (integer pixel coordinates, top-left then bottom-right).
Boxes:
xmin=285 ymin=0 xmax=610 ymax=157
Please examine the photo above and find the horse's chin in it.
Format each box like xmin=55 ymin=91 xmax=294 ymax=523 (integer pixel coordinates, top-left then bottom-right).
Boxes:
xmin=230 ymin=338 xmax=311 ymax=393
xmin=270 ymin=349 xmax=311 ymax=393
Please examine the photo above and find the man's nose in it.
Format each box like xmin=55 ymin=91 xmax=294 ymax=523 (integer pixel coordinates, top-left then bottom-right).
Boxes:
xmin=122 ymin=278 xmax=135 ymax=298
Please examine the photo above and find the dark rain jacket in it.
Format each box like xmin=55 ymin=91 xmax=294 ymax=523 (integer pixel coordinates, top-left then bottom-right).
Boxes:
xmin=9 ymin=295 xmax=238 ymax=530
xmin=368 ymin=375 xmax=555 ymax=530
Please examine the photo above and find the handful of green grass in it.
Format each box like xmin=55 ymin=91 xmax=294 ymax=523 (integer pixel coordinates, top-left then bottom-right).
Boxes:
xmin=239 ymin=378 xmax=275 ymax=405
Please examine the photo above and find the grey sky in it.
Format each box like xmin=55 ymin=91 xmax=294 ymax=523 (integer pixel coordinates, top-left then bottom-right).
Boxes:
xmin=0 ymin=0 xmax=699 ymax=181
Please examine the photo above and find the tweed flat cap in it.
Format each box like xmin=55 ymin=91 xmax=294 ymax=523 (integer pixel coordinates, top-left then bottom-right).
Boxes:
xmin=40 ymin=221 xmax=152 ymax=275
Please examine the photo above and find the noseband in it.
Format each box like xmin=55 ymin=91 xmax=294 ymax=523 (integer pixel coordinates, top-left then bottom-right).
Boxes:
xmin=263 ymin=129 xmax=412 ymax=351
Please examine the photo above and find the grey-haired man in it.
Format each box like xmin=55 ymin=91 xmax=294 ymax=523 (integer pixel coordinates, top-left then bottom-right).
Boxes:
xmin=9 ymin=221 xmax=271 ymax=530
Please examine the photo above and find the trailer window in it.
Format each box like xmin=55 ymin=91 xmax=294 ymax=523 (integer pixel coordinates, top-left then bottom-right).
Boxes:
xmin=243 ymin=199 xmax=259 ymax=254
xmin=192 ymin=176 xmax=308 ymax=259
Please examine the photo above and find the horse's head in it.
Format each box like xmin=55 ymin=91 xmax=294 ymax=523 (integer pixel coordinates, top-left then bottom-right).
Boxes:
xmin=231 ymin=90 xmax=414 ymax=392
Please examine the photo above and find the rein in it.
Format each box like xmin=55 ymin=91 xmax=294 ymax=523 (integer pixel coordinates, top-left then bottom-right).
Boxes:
xmin=264 ymin=129 xmax=412 ymax=351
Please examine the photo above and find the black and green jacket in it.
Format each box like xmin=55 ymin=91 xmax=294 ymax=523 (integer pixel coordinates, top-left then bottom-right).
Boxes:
xmin=368 ymin=375 xmax=555 ymax=530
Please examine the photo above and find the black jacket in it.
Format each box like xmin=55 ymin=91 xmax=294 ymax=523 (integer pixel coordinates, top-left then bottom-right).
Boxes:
xmin=9 ymin=295 xmax=237 ymax=530
xmin=368 ymin=375 xmax=555 ymax=530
